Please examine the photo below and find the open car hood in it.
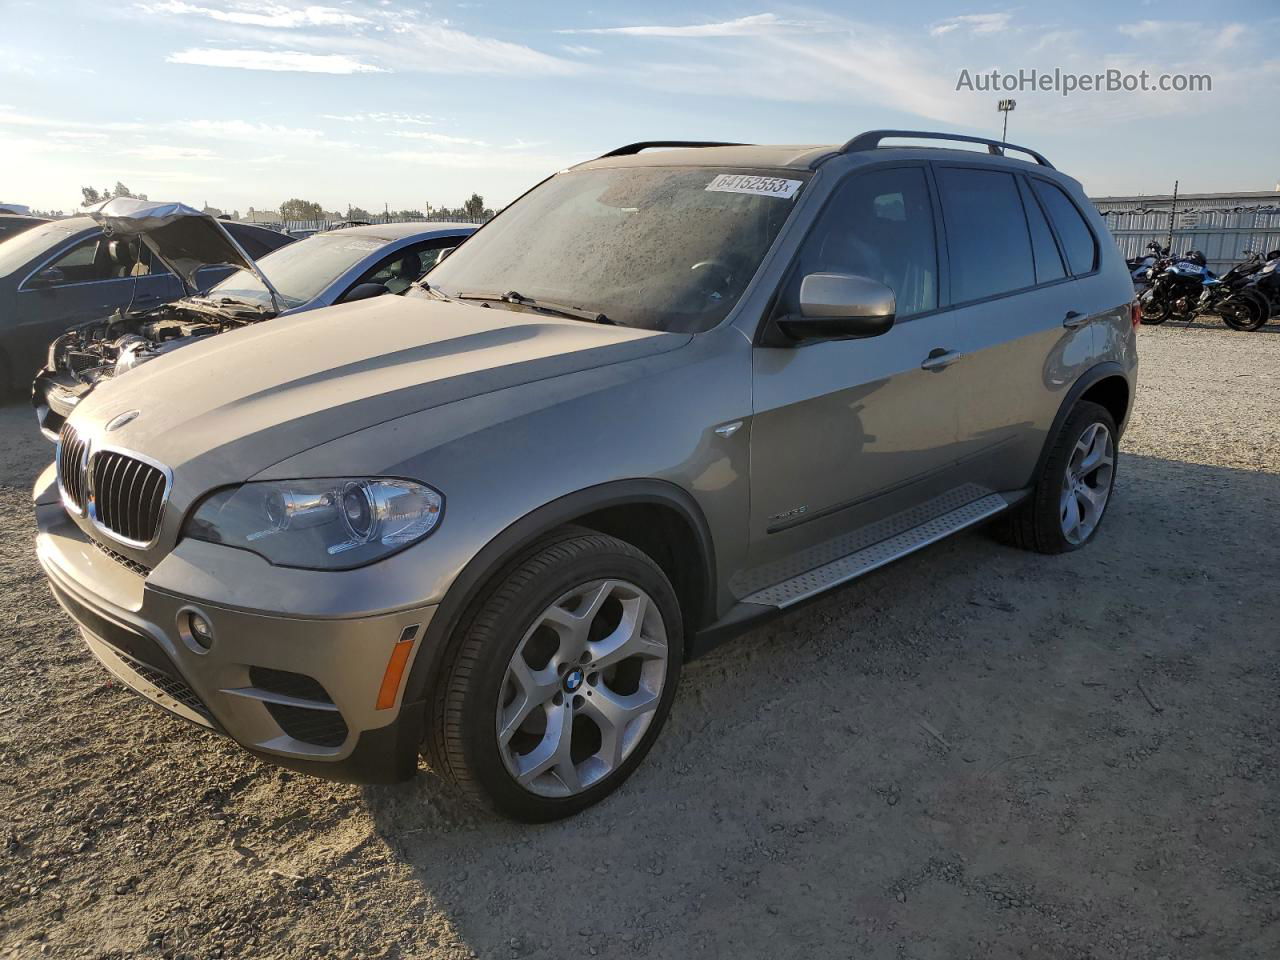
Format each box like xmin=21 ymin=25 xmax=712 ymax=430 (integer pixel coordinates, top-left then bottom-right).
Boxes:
xmin=85 ymin=197 xmax=282 ymax=305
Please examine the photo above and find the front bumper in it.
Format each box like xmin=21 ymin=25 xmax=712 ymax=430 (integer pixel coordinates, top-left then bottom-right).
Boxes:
xmin=35 ymin=490 xmax=437 ymax=784
xmin=32 ymin=369 xmax=88 ymax=442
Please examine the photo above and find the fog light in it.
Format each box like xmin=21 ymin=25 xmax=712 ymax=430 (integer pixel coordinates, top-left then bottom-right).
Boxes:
xmin=188 ymin=613 xmax=214 ymax=650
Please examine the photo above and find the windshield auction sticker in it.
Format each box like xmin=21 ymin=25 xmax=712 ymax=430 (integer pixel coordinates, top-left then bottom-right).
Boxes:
xmin=705 ymin=174 xmax=803 ymax=199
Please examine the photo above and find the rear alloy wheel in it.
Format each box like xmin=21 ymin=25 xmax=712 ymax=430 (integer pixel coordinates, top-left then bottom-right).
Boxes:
xmin=425 ymin=530 xmax=682 ymax=821
xmin=997 ymin=401 xmax=1118 ymax=554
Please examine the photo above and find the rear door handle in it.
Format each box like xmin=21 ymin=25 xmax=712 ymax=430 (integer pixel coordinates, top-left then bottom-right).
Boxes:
xmin=1062 ymin=310 xmax=1089 ymax=329
xmin=921 ymin=348 xmax=963 ymax=372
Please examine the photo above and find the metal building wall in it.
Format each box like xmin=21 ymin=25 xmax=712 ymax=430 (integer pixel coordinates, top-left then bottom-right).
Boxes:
xmin=1094 ymin=204 xmax=1280 ymax=274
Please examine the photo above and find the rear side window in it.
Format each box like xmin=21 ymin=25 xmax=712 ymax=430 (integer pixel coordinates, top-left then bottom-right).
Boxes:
xmin=936 ymin=168 xmax=1034 ymax=303
xmin=781 ymin=166 xmax=938 ymax=318
xmin=1031 ymin=179 xmax=1098 ymax=275
xmin=1018 ymin=179 xmax=1066 ymax=284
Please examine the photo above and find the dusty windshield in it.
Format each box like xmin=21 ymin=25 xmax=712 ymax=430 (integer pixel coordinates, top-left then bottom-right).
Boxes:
xmin=210 ymin=232 xmax=392 ymax=309
xmin=426 ymin=166 xmax=808 ymax=333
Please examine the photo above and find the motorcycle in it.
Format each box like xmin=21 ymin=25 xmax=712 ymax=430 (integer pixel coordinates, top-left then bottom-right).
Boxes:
xmin=1127 ymin=240 xmax=1169 ymax=295
xmin=1236 ymin=251 xmax=1280 ymax=330
xmin=1139 ymin=250 xmax=1211 ymax=325
xmin=1197 ymin=250 xmax=1270 ymax=331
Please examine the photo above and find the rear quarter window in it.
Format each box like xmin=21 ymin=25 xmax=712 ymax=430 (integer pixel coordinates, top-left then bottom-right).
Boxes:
xmin=1031 ymin=179 xmax=1098 ymax=275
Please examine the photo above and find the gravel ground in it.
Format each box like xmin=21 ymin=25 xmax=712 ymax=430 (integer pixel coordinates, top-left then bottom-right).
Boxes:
xmin=2 ymin=322 xmax=1278 ymax=960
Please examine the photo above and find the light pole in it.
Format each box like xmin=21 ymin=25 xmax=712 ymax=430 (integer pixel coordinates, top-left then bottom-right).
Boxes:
xmin=997 ymin=98 xmax=1016 ymax=142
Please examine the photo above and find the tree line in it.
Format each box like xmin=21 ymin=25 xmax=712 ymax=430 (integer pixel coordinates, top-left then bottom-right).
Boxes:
xmin=75 ymin=182 xmax=493 ymax=223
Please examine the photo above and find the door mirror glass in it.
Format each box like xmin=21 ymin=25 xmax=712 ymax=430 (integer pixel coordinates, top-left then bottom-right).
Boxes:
xmin=340 ymin=282 xmax=389 ymax=304
xmin=778 ymin=273 xmax=896 ymax=341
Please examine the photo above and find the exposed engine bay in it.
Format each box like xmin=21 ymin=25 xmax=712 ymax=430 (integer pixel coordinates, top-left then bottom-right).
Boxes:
xmin=33 ymin=298 xmax=272 ymax=438
xmin=51 ymin=298 xmax=269 ymax=384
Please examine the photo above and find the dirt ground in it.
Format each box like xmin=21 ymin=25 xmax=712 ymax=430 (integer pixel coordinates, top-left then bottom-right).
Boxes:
xmin=1 ymin=321 xmax=1278 ymax=960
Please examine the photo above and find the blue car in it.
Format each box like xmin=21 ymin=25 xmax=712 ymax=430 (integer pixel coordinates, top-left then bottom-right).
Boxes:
xmin=1 ymin=212 xmax=291 ymax=398
xmin=31 ymin=200 xmax=476 ymax=438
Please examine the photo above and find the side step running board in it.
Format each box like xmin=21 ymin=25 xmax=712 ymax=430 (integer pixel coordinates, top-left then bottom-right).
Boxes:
xmin=743 ymin=494 xmax=1008 ymax=608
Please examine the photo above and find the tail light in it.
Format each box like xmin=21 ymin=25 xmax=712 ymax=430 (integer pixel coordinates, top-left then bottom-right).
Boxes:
xmin=1130 ymin=300 xmax=1141 ymax=328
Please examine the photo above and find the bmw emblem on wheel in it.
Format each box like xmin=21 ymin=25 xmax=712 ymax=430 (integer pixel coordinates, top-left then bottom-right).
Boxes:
xmin=564 ymin=668 xmax=585 ymax=693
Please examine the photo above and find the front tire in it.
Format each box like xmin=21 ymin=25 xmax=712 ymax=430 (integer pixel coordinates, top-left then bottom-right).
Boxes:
xmin=424 ymin=530 xmax=683 ymax=821
xmin=999 ymin=401 xmax=1118 ymax=555
xmin=1139 ymin=292 xmax=1169 ymax=325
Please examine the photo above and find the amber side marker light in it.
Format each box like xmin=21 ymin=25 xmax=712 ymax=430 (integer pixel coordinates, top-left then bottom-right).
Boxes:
xmin=376 ymin=624 xmax=420 ymax=710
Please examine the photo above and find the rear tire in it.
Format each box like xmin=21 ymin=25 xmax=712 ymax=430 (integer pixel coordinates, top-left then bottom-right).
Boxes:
xmin=998 ymin=401 xmax=1118 ymax=555
xmin=423 ymin=529 xmax=682 ymax=822
xmin=1220 ymin=291 xmax=1267 ymax=331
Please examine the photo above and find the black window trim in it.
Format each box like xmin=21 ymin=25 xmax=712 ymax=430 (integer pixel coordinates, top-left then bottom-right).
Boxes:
xmin=1024 ymin=173 xmax=1101 ymax=279
xmin=755 ymin=158 xmax=948 ymax=345
xmin=1014 ymin=173 xmax=1069 ymax=285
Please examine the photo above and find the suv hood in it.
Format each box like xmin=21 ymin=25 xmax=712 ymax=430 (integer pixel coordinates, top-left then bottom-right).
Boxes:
xmin=69 ymin=295 xmax=690 ymax=491
xmin=85 ymin=196 xmax=282 ymax=303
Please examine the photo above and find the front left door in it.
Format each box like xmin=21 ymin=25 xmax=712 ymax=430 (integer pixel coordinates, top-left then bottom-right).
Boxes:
xmin=746 ymin=164 xmax=963 ymax=572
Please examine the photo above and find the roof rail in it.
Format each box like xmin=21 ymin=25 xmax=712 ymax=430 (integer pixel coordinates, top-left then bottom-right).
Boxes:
xmin=840 ymin=129 xmax=1054 ymax=169
xmin=598 ymin=140 xmax=747 ymax=158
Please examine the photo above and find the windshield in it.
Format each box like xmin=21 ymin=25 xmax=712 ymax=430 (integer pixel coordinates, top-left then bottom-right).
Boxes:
xmin=426 ymin=166 xmax=808 ymax=333
xmin=209 ymin=232 xmax=392 ymax=309
xmin=0 ymin=218 xmax=92 ymax=277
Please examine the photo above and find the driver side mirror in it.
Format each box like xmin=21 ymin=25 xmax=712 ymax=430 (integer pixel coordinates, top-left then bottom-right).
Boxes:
xmin=340 ymin=282 xmax=389 ymax=304
xmin=775 ymin=273 xmax=896 ymax=343
xmin=28 ymin=266 xmax=65 ymax=289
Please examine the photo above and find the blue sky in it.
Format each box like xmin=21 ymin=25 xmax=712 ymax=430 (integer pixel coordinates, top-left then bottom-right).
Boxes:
xmin=3 ymin=0 xmax=1277 ymax=214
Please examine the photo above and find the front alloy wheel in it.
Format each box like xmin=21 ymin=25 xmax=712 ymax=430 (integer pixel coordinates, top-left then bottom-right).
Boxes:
xmin=496 ymin=579 xmax=668 ymax=797
xmin=424 ymin=529 xmax=682 ymax=821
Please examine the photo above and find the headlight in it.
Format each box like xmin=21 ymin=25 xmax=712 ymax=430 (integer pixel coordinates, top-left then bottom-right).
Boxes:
xmin=183 ymin=478 xmax=443 ymax=570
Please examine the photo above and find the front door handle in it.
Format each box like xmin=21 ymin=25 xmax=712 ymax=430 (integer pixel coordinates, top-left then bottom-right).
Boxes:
xmin=921 ymin=348 xmax=963 ymax=372
xmin=1062 ymin=310 xmax=1090 ymax=329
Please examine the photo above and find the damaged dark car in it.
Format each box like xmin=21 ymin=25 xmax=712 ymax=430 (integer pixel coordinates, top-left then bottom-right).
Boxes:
xmin=32 ymin=199 xmax=475 ymax=439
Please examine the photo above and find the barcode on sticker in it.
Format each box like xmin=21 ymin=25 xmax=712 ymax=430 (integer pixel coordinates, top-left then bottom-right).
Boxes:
xmin=705 ymin=174 xmax=802 ymax=199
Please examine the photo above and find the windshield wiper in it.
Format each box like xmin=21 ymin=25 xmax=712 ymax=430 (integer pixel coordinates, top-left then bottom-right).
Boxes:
xmin=455 ymin=290 xmax=616 ymax=325
xmin=412 ymin=280 xmax=452 ymax=302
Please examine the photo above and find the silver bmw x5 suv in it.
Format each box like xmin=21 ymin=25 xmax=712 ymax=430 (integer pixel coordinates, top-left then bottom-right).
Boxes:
xmin=35 ymin=130 xmax=1137 ymax=821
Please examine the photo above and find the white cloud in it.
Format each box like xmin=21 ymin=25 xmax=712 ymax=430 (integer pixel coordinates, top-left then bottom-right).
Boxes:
xmin=560 ymin=13 xmax=816 ymax=38
xmin=930 ymin=13 xmax=1012 ymax=37
xmin=172 ymin=118 xmax=329 ymax=141
xmin=166 ymin=48 xmax=385 ymax=73
xmin=561 ymin=44 xmax=601 ymax=56
xmin=122 ymin=144 xmax=218 ymax=161
xmin=323 ymin=112 xmax=435 ymax=125
xmin=141 ymin=1 xmax=369 ymax=28
xmin=391 ymin=131 xmax=488 ymax=146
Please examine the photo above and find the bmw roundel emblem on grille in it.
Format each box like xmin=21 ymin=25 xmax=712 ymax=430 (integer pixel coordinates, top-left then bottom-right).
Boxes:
xmin=106 ymin=409 xmax=140 ymax=432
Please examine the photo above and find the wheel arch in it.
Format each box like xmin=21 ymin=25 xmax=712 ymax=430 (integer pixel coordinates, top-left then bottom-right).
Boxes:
xmin=1027 ymin=362 xmax=1131 ymax=488
xmin=401 ymin=479 xmax=717 ymax=718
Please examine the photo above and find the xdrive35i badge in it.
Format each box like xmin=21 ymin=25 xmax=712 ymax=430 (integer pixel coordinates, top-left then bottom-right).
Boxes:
xmin=105 ymin=410 xmax=140 ymax=432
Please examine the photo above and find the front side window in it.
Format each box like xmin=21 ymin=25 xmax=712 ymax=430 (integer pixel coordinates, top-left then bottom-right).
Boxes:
xmin=359 ymin=240 xmax=456 ymax=294
xmin=778 ymin=166 xmax=938 ymax=318
xmin=937 ymin=167 xmax=1035 ymax=303
xmin=1031 ymin=179 xmax=1098 ymax=275
xmin=427 ymin=166 xmax=808 ymax=333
